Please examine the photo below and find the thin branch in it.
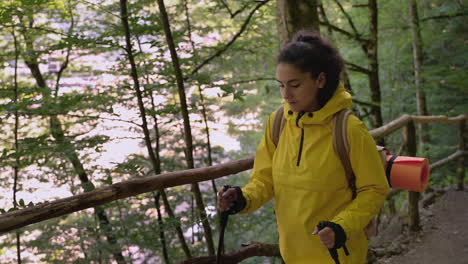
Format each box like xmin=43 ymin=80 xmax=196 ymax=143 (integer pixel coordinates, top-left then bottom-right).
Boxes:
xmin=153 ymin=192 xmax=170 ymax=264
xmin=11 ymin=20 xmax=23 ymax=264
xmin=353 ymin=98 xmax=380 ymax=108
xmin=332 ymin=0 xmax=360 ymax=38
xmin=222 ymin=77 xmax=276 ymax=86
xmin=218 ymin=0 xmax=234 ymax=17
xmin=197 ymin=77 xmax=275 ymax=94
xmin=318 ymin=2 xmax=332 ymax=35
xmin=230 ymin=3 xmax=250 ymax=18
xmin=188 ymin=0 xmax=270 ymax=79
xmin=14 ymin=112 xmax=142 ymax=126
xmin=106 ymin=136 xmax=145 ymax=141
xmin=421 ymin=12 xmax=468 ymax=22
xmin=66 ymin=114 xmax=142 ymax=126
xmin=319 ymin=21 xmax=369 ymax=46
xmin=345 ymin=61 xmax=370 ymax=75
xmin=0 ymin=24 xmax=119 ymax=48
xmin=77 ymin=0 xmax=121 ymax=19
xmin=54 ymin=0 xmax=75 ymax=97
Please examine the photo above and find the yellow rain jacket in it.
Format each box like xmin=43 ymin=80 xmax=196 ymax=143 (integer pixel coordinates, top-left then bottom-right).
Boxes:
xmin=240 ymin=85 xmax=390 ymax=264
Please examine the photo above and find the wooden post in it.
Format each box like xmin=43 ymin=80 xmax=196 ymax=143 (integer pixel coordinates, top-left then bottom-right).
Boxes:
xmin=405 ymin=121 xmax=421 ymax=231
xmin=458 ymin=119 xmax=466 ymax=191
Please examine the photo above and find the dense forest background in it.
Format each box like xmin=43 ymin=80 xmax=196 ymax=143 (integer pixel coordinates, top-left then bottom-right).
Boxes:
xmin=0 ymin=0 xmax=466 ymax=263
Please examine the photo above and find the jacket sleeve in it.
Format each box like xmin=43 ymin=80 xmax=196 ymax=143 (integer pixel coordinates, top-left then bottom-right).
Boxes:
xmin=331 ymin=115 xmax=390 ymax=235
xmin=239 ymin=112 xmax=277 ymax=214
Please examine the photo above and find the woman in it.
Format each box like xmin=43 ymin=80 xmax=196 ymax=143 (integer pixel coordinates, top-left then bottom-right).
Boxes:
xmin=218 ymin=30 xmax=390 ymax=264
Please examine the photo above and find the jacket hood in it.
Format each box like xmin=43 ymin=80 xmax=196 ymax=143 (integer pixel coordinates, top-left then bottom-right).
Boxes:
xmin=283 ymin=83 xmax=352 ymax=125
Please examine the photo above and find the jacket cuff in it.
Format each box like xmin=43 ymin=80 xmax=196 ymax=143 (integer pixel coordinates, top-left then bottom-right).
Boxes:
xmin=318 ymin=221 xmax=347 ymax=249
xmin=225 ymin=186 xmax=247 ymax=215
xmin=238 ymin=189 xmax=251 ymax=214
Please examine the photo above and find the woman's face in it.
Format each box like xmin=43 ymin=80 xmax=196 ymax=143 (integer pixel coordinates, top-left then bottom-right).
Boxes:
xmin=276 ymin=63 xmax=325 ymax=113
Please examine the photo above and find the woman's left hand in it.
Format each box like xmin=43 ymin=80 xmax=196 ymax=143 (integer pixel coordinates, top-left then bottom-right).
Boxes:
xmin=312 ymin=226 xmax=335 ymax=249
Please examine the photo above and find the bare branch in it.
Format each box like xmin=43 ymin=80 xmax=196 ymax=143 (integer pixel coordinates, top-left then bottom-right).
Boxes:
xmin=176 ymin=242 xmax=281 ymax=264
xmin=345 ymin=61 xmax=370 ymax=75
xmin=65 ymin=114 xmax=141 ymax=126
xmin=353 ymin=4 xmax=369 ymax=8
xmin=54 ymin=0 xmax=75 ymax=97
xmin=421 ymin=12 xmax=468 ymax=22
xmin=353 ymin=98 xmax=380 ymax=108
xmin=319 ymin=21 xmax=369 ymax=46
xmin=77 ymin=0 xmax=121 ymax=19
xmin=217 ymin=0 xmax=234 ymax=17
xmin=0 ymin=24 xmax=119 ymax=48
xmin=332 ymin=0 xmax=360 ymax=38
xmin=230 ymin=3 xmax=250 ymax=18
xmin=188 ymin=0 xmax=271 ymax=79
xmin=222 ymin=77 xmax=276 ymax=86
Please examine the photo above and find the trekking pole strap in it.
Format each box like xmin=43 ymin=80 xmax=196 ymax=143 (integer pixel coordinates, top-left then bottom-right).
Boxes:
xmin=316 ymin=221 xmax=350 ymax=264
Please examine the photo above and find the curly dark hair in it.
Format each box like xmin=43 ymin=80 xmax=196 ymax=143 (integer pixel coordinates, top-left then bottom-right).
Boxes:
xmin=277 ymin=30 xmax=345 ymax=108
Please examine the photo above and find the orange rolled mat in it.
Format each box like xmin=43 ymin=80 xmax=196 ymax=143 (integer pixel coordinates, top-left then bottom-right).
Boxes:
xmin=386 ymin=155 xmax=430 ymax=192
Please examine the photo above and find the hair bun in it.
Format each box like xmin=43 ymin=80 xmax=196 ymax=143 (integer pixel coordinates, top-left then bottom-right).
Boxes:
xmin=294 ymin=31 xmax=321 ymax=44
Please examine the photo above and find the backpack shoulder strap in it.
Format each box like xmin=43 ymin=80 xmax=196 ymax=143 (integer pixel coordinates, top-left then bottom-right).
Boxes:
xmin=271 ymin=105 xmax=285 ymax=147
xmin=333 ymin=109 xmax=357 ymax=199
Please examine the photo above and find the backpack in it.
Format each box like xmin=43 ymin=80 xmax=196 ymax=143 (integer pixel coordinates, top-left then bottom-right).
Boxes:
xmin=270 ymin=106 xmax=388 ymax=237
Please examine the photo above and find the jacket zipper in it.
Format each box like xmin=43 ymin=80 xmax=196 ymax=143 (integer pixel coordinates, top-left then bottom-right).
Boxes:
xmin=296 ymin=112 xmax=305 ymax=167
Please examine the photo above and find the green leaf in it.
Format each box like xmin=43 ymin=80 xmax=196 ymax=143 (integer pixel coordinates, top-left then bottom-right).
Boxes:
xmin=19 ymin=199 xmax=25 ymax=207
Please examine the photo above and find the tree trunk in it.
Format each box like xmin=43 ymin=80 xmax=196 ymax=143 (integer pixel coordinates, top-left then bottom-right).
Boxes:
xmin=276 ymin=0 xmax=320 ymax=46
xmin=135 ymin=35 xmax=173 ymax=261
xmin=119 ymin=0 xmax=192 ymax=258
xmin=182 ymin=0 xmax=218 ymax=199
xmin=34 ymin=73 xmax=127 ymax=264
xmin=409 ymin=0 xmax=430 ymax=149
xmin=116 ymin=202 xmax=134 ymax=264
xmin=156 ymin=0 xmax=215 ymax=255
xmin=154 ymin=193 xmax=170 ymax=264
xmin=20 ymin=20 xmax=126 ymax=264
xmin=11 ymin=25 xmax=22 ymax=264
xmin=368 ymin=0 xmax=383 ymax=132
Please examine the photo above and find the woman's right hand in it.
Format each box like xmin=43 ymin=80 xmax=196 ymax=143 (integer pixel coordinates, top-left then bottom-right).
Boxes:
xmin=217 ymin=187 xmax=239 ymax=212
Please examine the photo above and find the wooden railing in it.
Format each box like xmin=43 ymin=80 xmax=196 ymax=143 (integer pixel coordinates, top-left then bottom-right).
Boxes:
xmin=0 ymin=114 xmax=465 ymax=235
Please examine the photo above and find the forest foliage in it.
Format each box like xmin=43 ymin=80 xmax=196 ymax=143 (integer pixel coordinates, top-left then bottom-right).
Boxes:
xmin=0 ymin=0 xmax=466 ymax=263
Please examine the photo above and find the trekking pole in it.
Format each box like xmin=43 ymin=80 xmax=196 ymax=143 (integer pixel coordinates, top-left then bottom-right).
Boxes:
xmin=216 ymin=185 xmax=231 ymax=264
